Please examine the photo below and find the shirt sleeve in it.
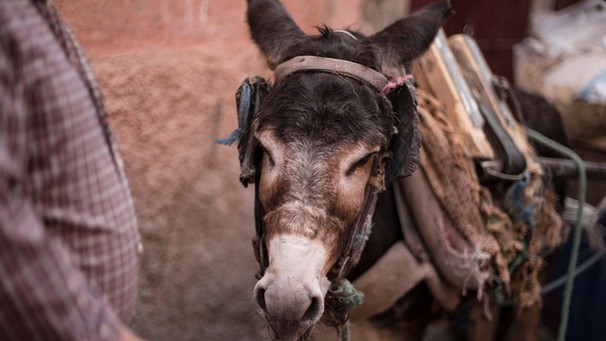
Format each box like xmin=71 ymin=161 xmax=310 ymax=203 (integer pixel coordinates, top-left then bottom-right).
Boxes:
xmin=0 ymin=27 xmax=123 ymax=341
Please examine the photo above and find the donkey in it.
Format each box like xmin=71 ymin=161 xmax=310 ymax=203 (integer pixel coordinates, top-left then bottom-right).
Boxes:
xmin=235 ymin=1 xmax=455 ymax=340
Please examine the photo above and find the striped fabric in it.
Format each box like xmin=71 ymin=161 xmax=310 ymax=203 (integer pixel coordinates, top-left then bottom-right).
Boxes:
xmin=0 ymin=0 xmax=141 ymax=340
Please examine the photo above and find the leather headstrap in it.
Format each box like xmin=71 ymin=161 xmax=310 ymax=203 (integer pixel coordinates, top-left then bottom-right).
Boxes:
xmin=328 ymin=152 xmax=390 ymax=285
xmin=274 ymin=55 xmax=389 ymax=92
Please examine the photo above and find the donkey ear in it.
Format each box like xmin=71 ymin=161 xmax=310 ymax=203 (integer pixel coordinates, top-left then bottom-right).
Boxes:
xmin=247 ymin=0 xmax=308 ymax=68
xmin=362 ymin=0 xmax=454 ymax=76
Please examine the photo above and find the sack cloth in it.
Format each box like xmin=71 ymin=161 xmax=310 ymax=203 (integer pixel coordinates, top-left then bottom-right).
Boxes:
xmin=413 ymin=89 xmax=567 ymax=310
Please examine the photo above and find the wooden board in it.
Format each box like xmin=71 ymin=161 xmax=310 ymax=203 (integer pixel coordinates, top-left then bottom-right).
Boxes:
xmin=413 ymin=30 xmax=495 ymax=160
xmin=447 ymin=34 xmax=530 ymax=158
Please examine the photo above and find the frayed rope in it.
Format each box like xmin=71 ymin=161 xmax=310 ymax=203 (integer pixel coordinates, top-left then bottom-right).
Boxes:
xmin=216 ymin=129 xmax=241 ymax=146
xmin=510 ymin=173 xmax=536 ymax=228
xmin=381 ymin=74 xmax=413 ymax=94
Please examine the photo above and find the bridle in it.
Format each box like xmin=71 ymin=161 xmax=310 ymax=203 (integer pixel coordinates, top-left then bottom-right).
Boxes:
xmin=273 ymin=56 xmax=397 ymax=284
xmin=225 ymin=54 xmax=417 ymax=328
xmin=274 ymin=55 xmax=389 ymax=92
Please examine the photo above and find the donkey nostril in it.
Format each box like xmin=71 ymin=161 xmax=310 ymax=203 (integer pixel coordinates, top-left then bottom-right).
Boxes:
xmin=302 ymin=296 xmax=322 ymax=323
xmin=255 ymin=288 xmax=267 ymax=314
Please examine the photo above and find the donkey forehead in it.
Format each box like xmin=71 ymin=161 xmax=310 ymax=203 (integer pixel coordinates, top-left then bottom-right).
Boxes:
xmin=255 ymin=73 xmax=393 ymax=146
xmin=257 ymin=129 xmax=379 ymax=162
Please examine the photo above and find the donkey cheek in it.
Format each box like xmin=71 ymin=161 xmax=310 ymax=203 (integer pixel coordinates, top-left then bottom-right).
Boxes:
xmin=336 ymin=177 xmax=368 ymax=217
xmin=258 ymin=172 xmax=289 ymax=211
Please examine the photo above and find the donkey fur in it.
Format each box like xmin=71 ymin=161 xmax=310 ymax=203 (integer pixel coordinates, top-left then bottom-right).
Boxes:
xmin=244 ymin=1 xmax=454 ymax=340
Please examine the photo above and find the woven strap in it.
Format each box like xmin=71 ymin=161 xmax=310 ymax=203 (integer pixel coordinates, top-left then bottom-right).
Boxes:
xmin=274 ymin=55 xmax=389 ymax=92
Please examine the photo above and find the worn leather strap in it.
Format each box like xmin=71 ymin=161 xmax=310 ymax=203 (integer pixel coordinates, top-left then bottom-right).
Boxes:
xmin=350 ymin=240 xmax=461 ymax=320
xmin=274 ymin=55 xmax=389 ymax=92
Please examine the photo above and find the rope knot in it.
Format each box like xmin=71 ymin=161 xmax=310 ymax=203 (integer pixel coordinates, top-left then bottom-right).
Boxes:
xmin=381 ymin=74 xmax=413 ymax=94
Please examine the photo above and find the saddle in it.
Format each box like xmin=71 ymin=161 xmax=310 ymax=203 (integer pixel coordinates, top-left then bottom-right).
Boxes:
xmin=351 ymin=32 xmax=566 ymax=321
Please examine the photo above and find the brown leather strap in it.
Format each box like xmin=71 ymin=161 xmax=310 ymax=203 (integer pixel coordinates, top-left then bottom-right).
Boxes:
xmin=274 ymin=55 xmax=389 ymax=92
xmin=328 ymin=152 xmax=388 ymax=284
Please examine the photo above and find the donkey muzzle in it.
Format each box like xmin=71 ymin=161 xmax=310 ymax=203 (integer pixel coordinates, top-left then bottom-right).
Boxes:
xmin=253 ymin=235 xmax=332 ymax=339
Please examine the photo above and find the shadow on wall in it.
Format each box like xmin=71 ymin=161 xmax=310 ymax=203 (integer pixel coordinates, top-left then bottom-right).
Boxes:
xmin=53 ymin=0 xmax=362 ymax=340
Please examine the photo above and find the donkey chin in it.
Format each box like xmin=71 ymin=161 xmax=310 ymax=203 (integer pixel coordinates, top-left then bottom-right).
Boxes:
xmin=253 ymin=234 xmax=333 ymax=340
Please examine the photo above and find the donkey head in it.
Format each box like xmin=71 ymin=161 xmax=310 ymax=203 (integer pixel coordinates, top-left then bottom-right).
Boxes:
xmin=242 ymin=1 xmax=452 ymax=339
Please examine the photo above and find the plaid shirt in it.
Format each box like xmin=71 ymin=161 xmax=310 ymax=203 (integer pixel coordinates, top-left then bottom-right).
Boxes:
xmin=0 ymin=0 xmax=141 ymax=340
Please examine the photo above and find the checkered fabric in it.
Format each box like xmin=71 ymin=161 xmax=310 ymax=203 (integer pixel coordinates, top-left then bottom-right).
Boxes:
xmin=0 ymin=0 xmax=141 ymax=340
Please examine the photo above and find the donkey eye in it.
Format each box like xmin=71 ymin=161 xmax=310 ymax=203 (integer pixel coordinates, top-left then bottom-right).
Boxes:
xmin=346 ymin=153 xmax=375 ymax=176
xmin=262 ymin=148 xmax=275 ymax=168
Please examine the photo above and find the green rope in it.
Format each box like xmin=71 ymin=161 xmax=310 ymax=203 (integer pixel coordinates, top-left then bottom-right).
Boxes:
xmin=526 ymin=128 xmax=586 ymax=341
xmin=339 ymin=279 xmax=365 ymax=307
xmin=340 ymin=321 xmax=351 ymax=341
xmin=338 ymin=279 xmax=363 ymax=341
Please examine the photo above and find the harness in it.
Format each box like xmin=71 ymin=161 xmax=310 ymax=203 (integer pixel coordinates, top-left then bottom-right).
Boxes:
xmin=221 ymin=55 xmax=418 ymax=329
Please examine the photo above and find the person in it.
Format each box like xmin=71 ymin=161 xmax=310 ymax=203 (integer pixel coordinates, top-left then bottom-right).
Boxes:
xmin=0 ymin=0 xmax=145 ymax=340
